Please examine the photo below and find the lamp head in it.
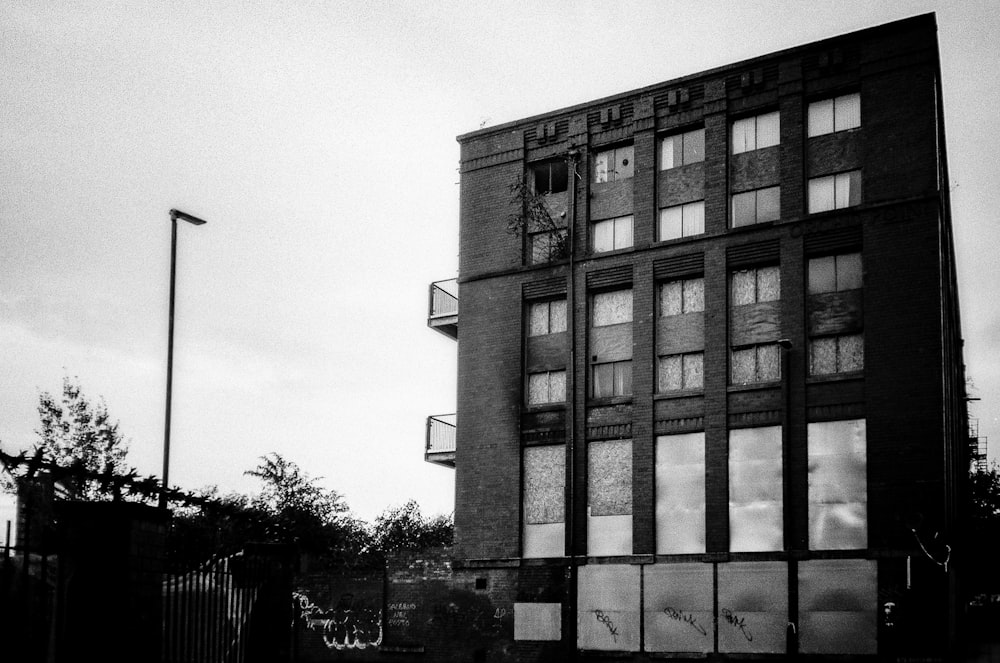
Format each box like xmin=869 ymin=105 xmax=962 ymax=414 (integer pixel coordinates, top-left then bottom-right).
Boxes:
xmin=170 ymin=209 xmax=207 ymax=226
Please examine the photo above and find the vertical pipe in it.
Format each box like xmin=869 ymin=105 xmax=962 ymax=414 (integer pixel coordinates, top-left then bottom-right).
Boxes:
xmin=564 ymin=148 xmax=580 ymax=663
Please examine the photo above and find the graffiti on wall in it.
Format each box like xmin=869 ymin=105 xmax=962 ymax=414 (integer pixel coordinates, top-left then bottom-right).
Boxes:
xmin=293 ymin=591 xmax=383 ymax=650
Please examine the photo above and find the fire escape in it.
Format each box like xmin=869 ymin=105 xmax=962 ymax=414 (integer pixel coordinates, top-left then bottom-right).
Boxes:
xmin=969 ymin=418 xmax=989 ymax=473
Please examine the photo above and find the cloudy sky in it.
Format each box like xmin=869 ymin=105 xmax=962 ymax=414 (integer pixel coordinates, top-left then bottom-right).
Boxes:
xmin=2 ymin=0 xmax=998 ymax=524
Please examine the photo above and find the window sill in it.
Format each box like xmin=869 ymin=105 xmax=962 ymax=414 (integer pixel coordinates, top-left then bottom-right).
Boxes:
xmin=587 ymin=396 xmax=633 ymax=407
xmin=729 ymin=219 xmax=778 ymax=233
xmin=654 ymin=389 xmax=704 ymax=401
xmin=523 ymin=403 xmax=566 ymax=413
xmin=727 ymin=381 xmax=781 ymax=393
xmin=653 ymin=233 xmax=706 ymax=246
xmin=806 ymin=371 xmax=864 ymax=384
xmin=588 ymin=245 xmax=635 ymax=258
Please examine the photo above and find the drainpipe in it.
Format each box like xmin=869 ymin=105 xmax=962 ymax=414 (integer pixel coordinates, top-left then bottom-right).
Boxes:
xmin=565 ymin=147 xmax=580 ymax=663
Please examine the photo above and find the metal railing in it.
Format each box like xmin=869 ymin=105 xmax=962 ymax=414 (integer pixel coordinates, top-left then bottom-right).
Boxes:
xmin=428 ymin=279 xmax=458 ymax=318
xmin=426 ymin=414 xmax=456 ymax=454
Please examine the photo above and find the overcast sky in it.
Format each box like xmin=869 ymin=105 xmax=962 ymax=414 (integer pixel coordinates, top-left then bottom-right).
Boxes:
xmin=2 ymin=0 xmax=998 ymax=524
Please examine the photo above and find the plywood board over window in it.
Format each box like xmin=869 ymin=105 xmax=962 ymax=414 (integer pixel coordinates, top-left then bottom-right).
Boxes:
xmin=644 ymin=563 xmax=714 ymax=653
xmin=577 ymin=564 xmax=641 ymax=652
xmin=523 ymin=445 xmax=565 ymax=558
xmin=729 ymin=426 xmax=783 ymax=552
xmin=717 ymin=562 xmax=787 ymax=653
xmin=588 ymin=439 xmax=633 ymax=556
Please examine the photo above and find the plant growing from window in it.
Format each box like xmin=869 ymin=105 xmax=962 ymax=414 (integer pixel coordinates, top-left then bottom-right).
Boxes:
xmin=505 ymin=175 xmax=569 ymax=263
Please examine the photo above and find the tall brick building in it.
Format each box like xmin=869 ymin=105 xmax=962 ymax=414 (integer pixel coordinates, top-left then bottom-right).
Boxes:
xmin=426 ymin=13 xmax=967 ymax=660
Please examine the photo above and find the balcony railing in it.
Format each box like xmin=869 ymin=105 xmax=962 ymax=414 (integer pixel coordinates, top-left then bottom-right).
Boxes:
xmin=425 ymin=414 xmax=456 ymax=468
xmin=427 ymin=279 xmax=458 ymax=339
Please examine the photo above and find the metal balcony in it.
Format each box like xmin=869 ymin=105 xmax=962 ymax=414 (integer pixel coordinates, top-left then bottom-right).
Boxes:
xmin=425 ymin=414 xmax=456 ymax=468
xmin=427 ymin=279 xmax=458 ymax=340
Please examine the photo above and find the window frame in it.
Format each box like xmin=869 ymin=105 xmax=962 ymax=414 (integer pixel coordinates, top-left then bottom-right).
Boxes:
xmin=809 ymin=333 xmax=864 ymax=376
xmin=593 ymin=144 xmax=635 ymax=183
xmin=807 ymin=252 xmax=862 ymax=295
xmin=731 ymin=111 xmax=780 ymax=154
xmin=659 ymin=127 xmax=706 ymax=170
xmin=528 ymin=228 xmax=568 ymax=265
xmin=807 ymin=92 xmax=861 ymax=137
xmin=658 ymin=200 xmax=705 ymax=241
xmin=657 ymin=351 xmax=705 ymax=393
xmin=530 ymin=159 xmax=569 ymax=195
xmin=808 ymin=170 xmax=862 ymax=214
xmin=659 ymin=277 xmax=705 ymax=316
xmin=591 ymin=214 xmax=634 ymax=253
xmin=591 ymin=360 xmax=633 ymax=399
xmin=731 ymin=185 xmax=781 ymax=227
xmin=730 ymin=342 xmax=781 ymax=385
xmin=527 ymin=369 xmax=567 ymax=406
xmin=528 ymin=299 xmax=568 ymax=337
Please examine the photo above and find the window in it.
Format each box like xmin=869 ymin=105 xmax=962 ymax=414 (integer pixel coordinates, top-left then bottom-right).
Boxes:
xmin=808 ymin=171 xmax=861 ymax=213
xmin=592 ymin=360 xmax=632 ymax=398
xmin=655 ymin=433 xmax=705 ymax=554
xmin=529 ymin=299 xmax=567 ymax=336
xmin=731 ymin=266 xmax=780 ymax=305
xmin=731 ymin=343 xmax=780 ymax=384
xmin=529 ymin=229 xmax=567 ymax=264
xmin=527 ymin=370 xmax=566 ymax=405
xmin=808 ymin=92 xmax=861 ymax=137
xmin=530 ymin=160 xmax=568 ymax=194
xmin=594 ymin=145 xmax=634 ymax=183
xmin=523 ymin=445 xmax=565 ymax=558
xmin=592 ymin=215 xmax=634 ymax=252
xmin=729 ymin=426 xmax=783 ymax=552
xmin=810 ymin=334 xmax=863 ymax=375
xmin=592 ymin=290 xmax=633 ymax=326
xmin=731 ymin=111 xmax=780 ymax=154
xmin=659 ymin=201 xmax=705 ymax=241
xmin=658 ymin=352 xmax=704 ymax=391
xmin=808 ymin=253 xmax=861 ymax=294
xmin=660 ymin=128 xmax=705 ymax=169
xmin=660 ymin=277 xmax=704 ymax=315
xmin=732 ymin=186 xmax=780 ymax=227
xmin=807 ymin=419 xmax=867 ymax=550
xmin=587 ymin=440 xmax=633 ymax=556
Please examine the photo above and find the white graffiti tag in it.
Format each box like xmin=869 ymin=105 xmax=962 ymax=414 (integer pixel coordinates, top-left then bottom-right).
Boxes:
xmin=293 ymin=591 xmax=384 ymax=650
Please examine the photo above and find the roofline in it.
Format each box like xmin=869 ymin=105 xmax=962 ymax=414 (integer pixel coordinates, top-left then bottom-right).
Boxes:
xmin=456 ymin=12 xmax=936 ymax=144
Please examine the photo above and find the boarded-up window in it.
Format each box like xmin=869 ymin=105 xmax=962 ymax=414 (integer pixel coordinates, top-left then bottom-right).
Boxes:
xmin=527 ymin=370 xmax=566 ymax=405
xmin=730 ymin=343 xmax=780 ymax=384
xmin=595 ymin=145 xmax=634 ymax=183
xmin=578 ymin=564 xmax=641 ymax=651
xmin=523 ymin=445 xmax=565 ymax=558
xmin=659 ymin=201 xmax=705 ymax=241
xmin=808 ymin=171 xmax=862 ymax=213
xmin=593 ymin=215 xmax=634 ymax=252
xmin=588 ymin=439 xmax=632 ymax=556
xmin=658 ymin=353 xmax=704 ymax=391
xmin=729 ymin=426 xmax=783 ymax=552
xmin=808 ymin=253 xmax=861 ymax=294
xmin=660 ymin=128 xmax=705 ymax=169
xmin=732 ymin=186 xmax=780 ymax=227
xmin=644 ymin=563 xmax=713 ymax=652
xmin=808 ymin=419 xmax=867 ymax=550
xmin=808 ymin=92 xmax=861 ymax=137
xmin=514 ymin=602 xmax=562 ymax=641
xmin=660 ymin=277 xmax=705 ymax=315
xmin=798 ymin=559 xmax=877 ymax=654
xmin=809 ymin=334 xmax=863 ymax=375
xmin=732 ymin=111 xmax=780 ymax=154
xmin=593 ymin=290 xmax=633 ymax=326
xmin=528 ymin=299 xmax=567 ymax=336
xmin=731 ymin=266 xmax=780 ymax=305
xmin=717 ymin=562 xmax=787 ymax=653
xmin=655 ymin=433 xmax=705 ymax=554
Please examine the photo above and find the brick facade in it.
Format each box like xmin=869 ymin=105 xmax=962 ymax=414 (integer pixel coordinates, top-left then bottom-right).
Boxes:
xmin=440 ymin=13 xmax=967 ymax=661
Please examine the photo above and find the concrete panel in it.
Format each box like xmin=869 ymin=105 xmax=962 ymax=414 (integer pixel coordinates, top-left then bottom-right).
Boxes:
xmin=799 ymin=559 xmax=877 ymax=654
xmin=644 ymin=563 xmax=714 ymax=653
xmin=514 ymin=602 xmax=562 ymax=641
xmin=717 ymin=561 xmax=787 ymax=653
xmin=577 ymin=564 xmax=640 ymax=651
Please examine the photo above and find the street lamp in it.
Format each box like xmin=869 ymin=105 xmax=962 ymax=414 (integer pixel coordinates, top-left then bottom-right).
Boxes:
xmin=160 ymin=208 xmax=207 ymax=508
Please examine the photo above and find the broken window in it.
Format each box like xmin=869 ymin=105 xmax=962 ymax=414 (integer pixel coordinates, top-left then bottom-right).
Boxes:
xmin=587 ymin=439 xmax=633 ymax=556
xmin=728 ymin=426 xmax=783 ymax=552
xmin=529 ymin=229 xmax=567 ymax=264
xmin=523 ymin=445 xmax=565 ymax=558
xmin=659 ymin=201 xmax=705 ymax=241
xmin=527 ymin=370 xmax=566 ymax=405
xmin=593 ymin=215 xmax=634 ymax=253
xmin=732 ymin=186 xmax=780 ymax=227
xmin=530 ymin=159 xmax=568 ymax=194
xmin=528 ymin=299 xmax=567 ymax=336
xmin=807 ymin=419 xmax=867 ymax=550
xmin=655 ymin=433 xmax=705 ymax=554
xmin=660 ymin=128 xmax=705 ymax=169
xmin=808 ymin=170 xmax=862 ymax=213
xmin=808 ymin=92 xmax=861 ymax=137
xmin=594 ymin=145 xmax=634 ymax=183
xmin=732 ymin=111 xmax=780 ymax=154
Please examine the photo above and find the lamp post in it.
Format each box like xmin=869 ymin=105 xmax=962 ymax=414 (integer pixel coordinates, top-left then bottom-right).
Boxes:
xmin=160 ymin=208 xmax=207 ymax=508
